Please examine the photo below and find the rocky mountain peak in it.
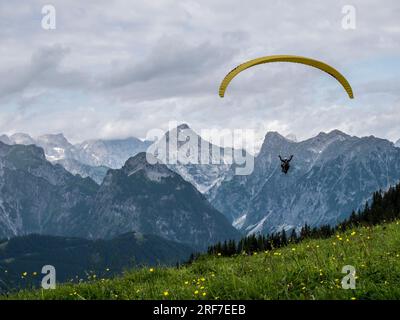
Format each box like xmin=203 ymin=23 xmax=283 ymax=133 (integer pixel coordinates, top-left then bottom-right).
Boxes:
xmin=37 ymin=133 xmax=71 ymax=147
xmin=120 ymin=152 xmax=173 ymax=182
xmin=177 ymin=123 xmax=190 ymax=131
xmin=262 ymin=131 xmax=291 ymax=146
xmin=10 ymin=133 xmax=35 ymax=145
xmin=123 ymin=152 xmax=161 ymax=171
xmin=9 ymin=143 xmax=47 ymax=161
xmin=163 ymin=123 xmax=197 ymax=145
xmin=264 ymin=131 xmax=286 ymax=140
xmin=316 ymin=129 xmax=350 ymax=140
xmin=258 ymin=131 xmax=291 ymax=156
xmin=0 ymin=134 xmax=12 ymax=145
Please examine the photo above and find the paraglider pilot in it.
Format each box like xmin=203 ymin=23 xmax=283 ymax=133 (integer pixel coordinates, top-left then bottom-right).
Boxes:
xmin=279 ymin=155 xmax=293 ymax=174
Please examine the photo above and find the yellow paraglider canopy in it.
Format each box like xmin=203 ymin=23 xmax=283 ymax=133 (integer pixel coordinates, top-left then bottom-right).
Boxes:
xmin=219 ymin=55 xmax=354 ymax=99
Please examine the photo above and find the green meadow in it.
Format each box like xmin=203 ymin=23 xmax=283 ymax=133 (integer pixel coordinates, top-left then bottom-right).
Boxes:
xmin=3 ymin=220 xmax=400 ymax=300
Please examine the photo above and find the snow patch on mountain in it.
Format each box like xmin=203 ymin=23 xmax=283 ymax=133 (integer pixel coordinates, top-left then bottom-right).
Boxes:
xmin=232 ymin=214 xmax=247 ymax=229
xmin=246 ymin=216 xmax=268 ymax=235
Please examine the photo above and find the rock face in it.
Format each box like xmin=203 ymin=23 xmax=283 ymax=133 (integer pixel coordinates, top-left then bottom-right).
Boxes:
xmin=149 ymin=124 xmax=252 ymax=193
xmin=0 ymin=135 xmax=12 ymax=145
xmin=210 ymin=130 xmax=400 ymax=235
xmin=86 ymin=152 xmax=240 ymax=249
xmin=0 ymin=143 xmax=239 ymax=250
xmin=395 ymin=139 xmax=400 ymax=148
xmin=54 ymin=158 xmax=109 ymax=185
xmin=0 ymin=141 xmax=98 ymax=238
xmin=35 ymin=133 xmax=76 ymax=161
xmin=9 ymin=133 xmax=36 ymax=145
xmin=74 ymin=137 xmax=152 ymax=168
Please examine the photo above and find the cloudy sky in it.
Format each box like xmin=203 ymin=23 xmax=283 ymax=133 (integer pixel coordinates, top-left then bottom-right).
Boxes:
xmin=0 ymin=0 xmax=399 ymax=149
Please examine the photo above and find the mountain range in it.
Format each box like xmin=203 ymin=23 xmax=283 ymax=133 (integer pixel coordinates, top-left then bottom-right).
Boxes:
xmin=208 ymin=130 xmax=400 ymax=235
xmin=0 ymin=126 xmax=241 ymax=192
xmin=2 ymin=127 xmax=400 ymax=240
xmin=0 ymin=141 xmax=239 ymax=250
xmin=0 ymin=133 xmax=151 ymax=184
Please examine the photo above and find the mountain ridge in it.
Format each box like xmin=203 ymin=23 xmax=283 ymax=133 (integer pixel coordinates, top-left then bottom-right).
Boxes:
xmin=0 ymin=143 xmax=239 ymax=250
xmin=209 ymin=130 xmax=400 ymax=235
xmin=86 ymin=152 xmax=240 ymax=249
xmin=0 ymin=132 xmax=152 ymax=185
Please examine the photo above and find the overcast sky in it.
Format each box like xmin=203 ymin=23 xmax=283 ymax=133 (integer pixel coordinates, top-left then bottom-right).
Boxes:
xmin=0 ymin=0 xmax=399 ymax=149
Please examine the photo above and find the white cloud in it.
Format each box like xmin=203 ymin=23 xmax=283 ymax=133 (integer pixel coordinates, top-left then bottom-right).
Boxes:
xmin=0 ymin=0 xmax=400 ymax=146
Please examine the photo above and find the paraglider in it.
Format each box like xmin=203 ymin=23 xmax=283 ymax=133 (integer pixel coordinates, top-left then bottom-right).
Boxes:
xmin=219 ymin=55 xmax=354 ymax=99
xmin=279 ymin=155 xmax=293 ymax=174
xmin=218 ymin=55 xmax=354 ymax=175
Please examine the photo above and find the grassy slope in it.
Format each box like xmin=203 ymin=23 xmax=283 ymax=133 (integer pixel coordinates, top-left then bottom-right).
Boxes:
xmin=3 ymin=220 xmax=400 ymax=300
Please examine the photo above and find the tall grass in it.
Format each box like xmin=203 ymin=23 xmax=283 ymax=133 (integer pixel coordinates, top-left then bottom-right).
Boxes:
xmin=3 ymin=220 xmax=400 ymax=300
